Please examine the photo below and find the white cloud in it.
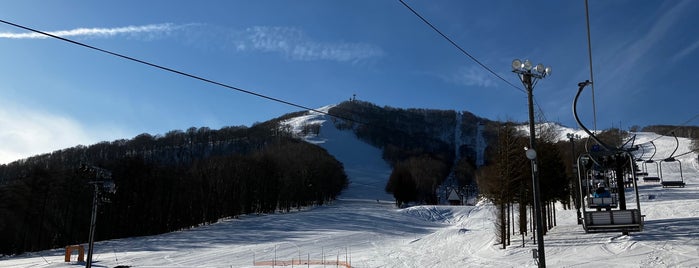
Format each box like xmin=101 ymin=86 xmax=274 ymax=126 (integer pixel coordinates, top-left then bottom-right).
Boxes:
xmin=442 ymin=66 xmax=496 ymax=88
xmin=236 ymin=26 xmax=384 ymax=63
xmin=0 ymin=23 xmax=179 ymax=39
xmin=0 ymin=104 xmax=127 ymax=164
xmin=0 ymin=23 xmax=383 ymax=63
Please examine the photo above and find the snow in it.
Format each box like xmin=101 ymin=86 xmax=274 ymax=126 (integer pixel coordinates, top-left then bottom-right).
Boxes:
xmin=2 ymin=112 xmax=699 ymax=267
xmin=517 ymin=122 xmax=590 ymax=142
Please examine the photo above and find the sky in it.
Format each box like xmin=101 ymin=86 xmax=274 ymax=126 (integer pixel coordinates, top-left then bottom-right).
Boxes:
xmin=1 ymin=0 xmax=698 ymax=163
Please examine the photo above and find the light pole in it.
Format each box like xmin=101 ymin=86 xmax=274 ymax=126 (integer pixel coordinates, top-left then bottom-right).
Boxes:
xmin=513 ymin=59 xmax=550 ymax=268
xmin=567 ymin=133 xmax=582 ymax=224
xmin=82 ymin=165 xmax=115 ymax=268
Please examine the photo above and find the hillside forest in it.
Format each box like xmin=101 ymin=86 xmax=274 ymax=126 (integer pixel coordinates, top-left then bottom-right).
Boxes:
xmin=0 ymin=118 xmax=347 ymax=256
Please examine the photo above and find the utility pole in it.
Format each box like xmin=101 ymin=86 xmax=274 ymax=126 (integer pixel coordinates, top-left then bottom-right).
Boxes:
xmin=513 ymin=59 xmax=550 ymax=268
xmin=567 ymin=133 xmax=582 ymax=224
xmin=82 ymin=165 xmax=115 ymax=268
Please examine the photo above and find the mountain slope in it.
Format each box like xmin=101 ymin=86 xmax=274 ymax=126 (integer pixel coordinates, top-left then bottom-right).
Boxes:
xmin=283 ymin=106 xmax=393 ymax=201
xmin=2 ymin=110 xmax=699 ymax=267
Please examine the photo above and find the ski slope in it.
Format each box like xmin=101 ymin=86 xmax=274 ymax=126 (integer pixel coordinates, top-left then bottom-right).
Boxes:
xmin=2 ymin=112 xmax=699 ymax=267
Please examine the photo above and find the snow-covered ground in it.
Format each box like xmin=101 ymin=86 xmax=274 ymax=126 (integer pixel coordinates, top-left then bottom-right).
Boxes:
xmin=2 ymin=111 xmax=698 ymax=267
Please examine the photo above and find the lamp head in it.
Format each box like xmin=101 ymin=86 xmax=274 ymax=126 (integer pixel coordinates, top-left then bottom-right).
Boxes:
xmin=525 ymin=148 xmax=537 ymax=160
xmin=512 ymin=59 xmax=522 ymax=71
xmin=535 ymin=64 xmax=545 ymax=74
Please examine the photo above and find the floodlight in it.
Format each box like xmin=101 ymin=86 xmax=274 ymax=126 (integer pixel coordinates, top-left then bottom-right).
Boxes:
xmin=545 ymin=66 xmax=552 ymax=76
xmin=512 ymin=59 xmax=522 ymax=70
xmin=535 ymin=64 xmax=545 ymax=74
xmin=523 ymin=60 xmax=532 ymax=71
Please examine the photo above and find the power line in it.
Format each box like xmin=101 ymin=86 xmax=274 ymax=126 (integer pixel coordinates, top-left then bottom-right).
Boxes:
xmin=0 ymin=19 xmax=459 ymax=143
xmin=533 ymin=97 xmax=550 ymax=124
xmin=397 ymin=0 xmax=525 ymax=95
xmin=397 ymin=0 xmax=552 ymax=126
xmin=0 ymin=19 xmax=364 ymax=125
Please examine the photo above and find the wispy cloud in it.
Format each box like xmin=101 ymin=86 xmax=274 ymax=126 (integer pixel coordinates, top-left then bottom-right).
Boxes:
xmin=0 ymin=23 xmax=383 ymax=63
xmin=672 ymin=39 xmax=699 ymax=63
xmin=440 ymin=66 xmax=496 ymax=88
xmin=603 ymin=0 xmax=692 ymax=87
xmin=235 ymin=26 xmax=384 ymax=63
xmin=0 ymin=23 xmax=180 ymax=39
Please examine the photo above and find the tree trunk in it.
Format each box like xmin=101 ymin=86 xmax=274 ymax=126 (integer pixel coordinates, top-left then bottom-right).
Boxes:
xmin=500 ymin=202 xmax=507 ymax=249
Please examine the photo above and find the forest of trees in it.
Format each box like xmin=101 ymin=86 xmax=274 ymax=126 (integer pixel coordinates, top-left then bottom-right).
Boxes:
xmin=384 ymin=154 xmax=450 ymax=206
xmin=0 ymin=116 xmax=347 ymax=256
xmin=328 ymin=100 xmax=490 ymax=205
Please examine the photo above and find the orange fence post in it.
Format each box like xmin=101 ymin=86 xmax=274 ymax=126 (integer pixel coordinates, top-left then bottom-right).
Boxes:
xmin=64 ymin=245 xmax=85 ymax=262
xmin=64 ymin=246 xmax=71 ymax=262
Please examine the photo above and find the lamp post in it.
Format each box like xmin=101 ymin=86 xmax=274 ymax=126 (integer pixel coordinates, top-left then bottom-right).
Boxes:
xmin=82 ymin=165 xmax=115 ymax=268
xmin=567 ymin=133 xmax=582 ymax=224
xmin=513 ymin=59 xmax=550 ymax=268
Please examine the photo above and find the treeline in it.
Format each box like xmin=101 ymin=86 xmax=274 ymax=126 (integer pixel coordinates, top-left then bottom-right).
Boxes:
xmin=641 ymin=125 xmax=699 ymax=139
xmin=0 ymin=118 xmax=347 ymax=256
xmin=328 ymin=101 xmax=489 ymax=204
xmin=477 ymin=123 xmax=568 ymax=249
xmin=641 ymin=125 xmax=699 ymax=152
xmin=385 ymin=155 xmax=450 ymax=206
xmin=329 ymin=101 xmax=456 ymax=165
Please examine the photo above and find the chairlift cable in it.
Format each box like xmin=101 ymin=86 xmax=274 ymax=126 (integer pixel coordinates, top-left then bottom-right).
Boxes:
xmin=647 ymin=112 xmax=699 ymax=143
xmin=584 ymin=0 xmax=598 ymax=131
xmin=1 ymin=18 xmax=472 ymax=150
xmin=673 ymin=148 xmax=699 ymax=158
xmin=396 ymin=0 xmax=526 ymax=95
xmin=0 ymin=19 xmax=368 ymax=127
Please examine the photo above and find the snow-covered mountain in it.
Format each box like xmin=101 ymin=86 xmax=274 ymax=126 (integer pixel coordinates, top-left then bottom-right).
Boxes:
xmin=515 ymin=122 xmax=590 ymax=141
xmin=2 ymin=107 xmax=699 ymax=267
xmin=281 ymin=105 xmax=393 ymax=201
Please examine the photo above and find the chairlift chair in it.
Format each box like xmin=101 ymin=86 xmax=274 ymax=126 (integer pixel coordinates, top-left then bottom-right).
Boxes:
xmin=641 ymin=142 xmax=661 ymax=182
xmin=573 ymin=81 xmax=643 ymax=234
xmin=577 ymin=152 xmax=643 ymax=233
xmin=659 ymin=133 xmax=686 ymax=188
xmin=634 ymin=144 xmax=648 ymax=176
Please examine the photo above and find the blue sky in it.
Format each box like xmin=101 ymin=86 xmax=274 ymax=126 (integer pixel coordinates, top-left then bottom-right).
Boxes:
xmin=0 ymin=0 xmax=698 ymax=163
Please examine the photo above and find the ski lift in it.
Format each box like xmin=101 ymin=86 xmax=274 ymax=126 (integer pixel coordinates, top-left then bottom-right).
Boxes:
xmin=573 ymin=81 xmax=643 ymax=234
xmin=641 ymin=142 xmax=661 ymax=183
xmin=634 ymin=144 xmax=648 ymax=176
xmin=659 ymin=133 xmax=686 ymax=188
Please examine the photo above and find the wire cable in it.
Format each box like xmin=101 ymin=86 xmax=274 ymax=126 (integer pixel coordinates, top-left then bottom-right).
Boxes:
xmin=584 ymin=0 xmax=598 ymax=131
xmin=0 ymin=19 xmax=459 ymax=146
xmin=397 ymin=0 xmax=525 ymax=94
xmin=647 ymin=112 xmax=699 ymax=143
xmin=0 ymin=19 xmax=364 ymax=125
xmin=397 ymin=0 xmax=554 ymax=128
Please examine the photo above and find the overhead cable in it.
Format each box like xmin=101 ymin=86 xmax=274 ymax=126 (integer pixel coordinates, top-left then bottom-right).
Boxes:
xmin=0 ymin=19 xmax=363 ymax=125
xmin=645 ymin=112 xmax=699 ymax=143
xmin=397 ymin=0 xmax=553 ymax=126
xmin=397 ymin=0 xmax=525 ymax=94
